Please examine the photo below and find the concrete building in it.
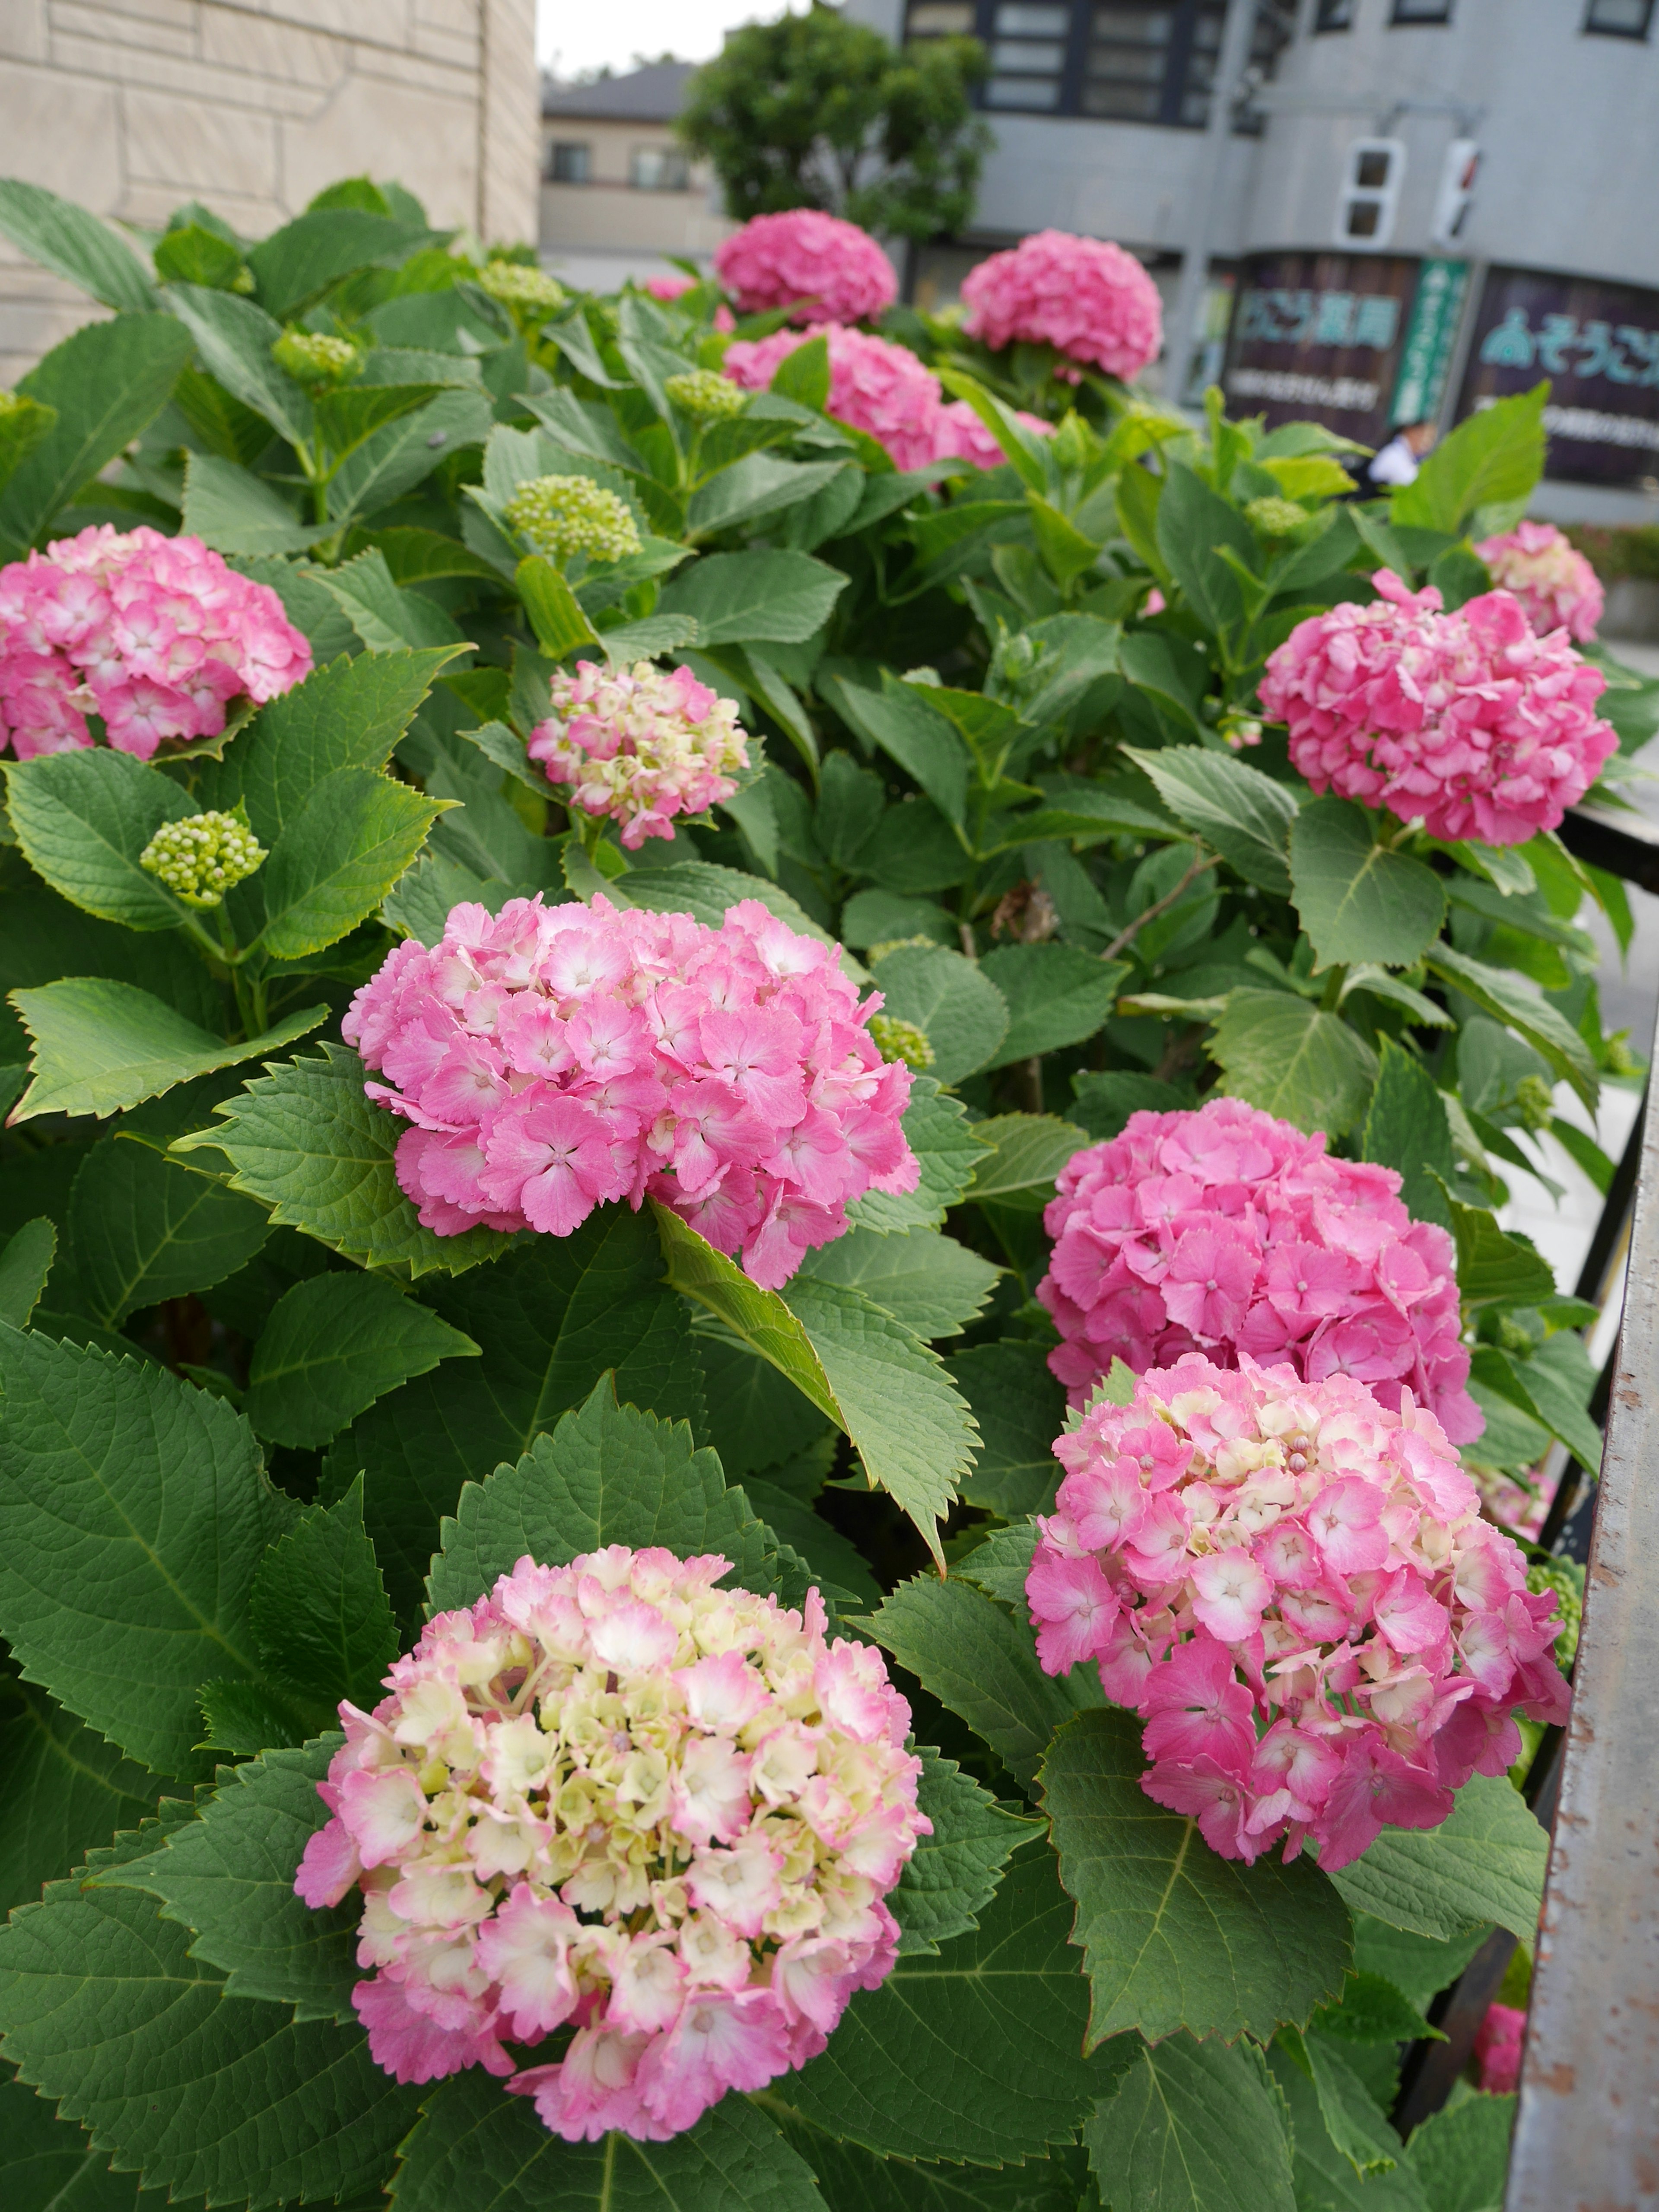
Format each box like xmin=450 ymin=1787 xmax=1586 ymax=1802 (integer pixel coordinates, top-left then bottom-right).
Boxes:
xmin=0 ymin=0 xmax=540 ymax=385
xmin=540 ymin=64 xmax=734 ymax=296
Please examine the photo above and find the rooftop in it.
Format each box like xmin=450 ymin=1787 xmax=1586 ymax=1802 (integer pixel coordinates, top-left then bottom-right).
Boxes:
xmin=541 ymin=63 xmax=696 ymax=125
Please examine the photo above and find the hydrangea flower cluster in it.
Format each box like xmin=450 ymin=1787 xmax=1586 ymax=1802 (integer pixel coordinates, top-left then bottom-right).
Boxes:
xmin=139 ymin=808 xmax=266 ymax=908
xmin=664 ymin=369 xmax=747 ymax=421
xmin=960 ymin=230 xmax=1164 ymax=381
xmin=646 ymin=273 xmax=696 ymax=303
xmin=1475 ymin=2002 xmax=1527 ymax=2094
xmin=720 ymin=324 xmax=1052 ymax=474
xmin=0 ymin=525 xmax=311 ymax=762
xmin=477 ymin=261 xmax=566 ymax=324
xmin=528 ymin=659 xmax=750 ymax=848
xmin=1025 ymin=1356 xmax=1570 ymax=1869
xmin=868 ymin=1012 xmax=934 ymax=1071
xmin=294 ymin=1545 xmax=928 ymax=2141
xmin=505 ymin=477 xmax=642 ymax=566
xmin=1474 ymin=519 xmax=1604 ymax=643
xmin=1259 ymin=569 xmax=1618 ymax=846
xmin=1036 ymin=1097 xmax=1481 ymax=1445
xmin=714 ymin=210 xmax=898 ymax=325
xmin=343 ymin=892 xmax=918 ymax=1287
xmin=272 ymin=329 xmax=359 ymax=386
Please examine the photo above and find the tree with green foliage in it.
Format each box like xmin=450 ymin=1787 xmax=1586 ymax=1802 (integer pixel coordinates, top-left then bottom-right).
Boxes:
xmin=677 ymin=2 xmax=991 ymax=242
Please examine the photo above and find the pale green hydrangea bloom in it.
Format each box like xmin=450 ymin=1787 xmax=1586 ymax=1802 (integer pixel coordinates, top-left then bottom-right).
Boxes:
xmin=505 ymin=475 xmax=640 ymax=563
xmin=1244 ymin=494 xmax=1311 ymax=537
xmin=271 ymin=329 xmax=359 ymax=387
xmin=477 ymin=261 xmax=566 ymax=322
xmin=140 ymin=810 xmax=267 ymax=908
xmin=664 ymin=369 xmax=747 ymax=421
xmin=868 ymin=1012 xmax=935 ymax=1071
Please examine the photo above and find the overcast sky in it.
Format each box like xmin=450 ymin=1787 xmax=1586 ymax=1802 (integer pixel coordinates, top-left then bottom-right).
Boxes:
xmin=537 ymin=0 xmax=810 ymax=82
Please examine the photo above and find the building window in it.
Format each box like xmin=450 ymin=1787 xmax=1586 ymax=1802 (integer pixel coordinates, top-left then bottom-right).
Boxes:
xmin=547 ymin=141 xmax=591 ymax=184
xmin=984 ymin=2 xmax=1071 ymax=110
xmin=1336 ymin=137 xmax=1405 ymax=244
xmin=1313 ymin=0 xmax=1356 ymax=27
xmin=1584 ymin=0 xmax=1654 ymax=34
xmin=1389 ymin=0 xmax=1451 ymax=20
xmin=629 ymin=146 xmax=690 ymax=191
xmin=905 ymin=0 xmax=977 ymax=32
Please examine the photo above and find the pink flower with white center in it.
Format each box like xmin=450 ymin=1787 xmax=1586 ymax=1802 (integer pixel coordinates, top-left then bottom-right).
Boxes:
xmin=959 ymin=230 xmax=1164 ymax=381
xmin=930 ymin=397 xmax=1058 ymax=470
xmin=1475 ymin=519 xmax=1603 ymax=642
xmin=345 ymin=893 xmax=917 ymax=1287
xmin=295 ymin=1545 xmax=928 ymax=2142
xmin=1026 ymin=1355 xmax=1570 ymax=1869
xmin=528 ymin=660 xmax=750 ymax=849
xmin=721 ymin=322 xmax=946 ymax=473
xmin=0 ymin=525 xmax=308 ymax=760
xmin=1037 ymin=1097 xmax=1482 ymax=1445
xmin=714 ymin=209 xmax=897 ymax=324
xmin=1259 ymin=567 xmax=1617 ymax=846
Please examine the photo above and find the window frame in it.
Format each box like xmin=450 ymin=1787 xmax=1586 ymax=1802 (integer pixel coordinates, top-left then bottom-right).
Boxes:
xmin=1313 ymin=0 xmax=1356 ymax=29
xmin=1583 ymin=0 xmax=1655 ymax=37
xmin=1388 ymin=0 xmax=1452 ymax=23
xmin=628 ymin=144 xmax=691 ymax=193
xmin=546 ymin=140 xmax=592 ymax=185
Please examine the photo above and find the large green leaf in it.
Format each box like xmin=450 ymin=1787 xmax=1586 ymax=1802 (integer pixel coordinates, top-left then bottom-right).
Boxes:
xmin=845 ymin=1075 xmax=992 ymax=1233
xmin=692 ymin=1325 xmax=830 ymax=1479
xmin=1040 ymin=1707 xmax=1351 ymax=2045
xmin=244 ymin=1269 xmax=480 ymax=1448
xmin=769 ymin=2117 xmax=1087 ymax=2212
xmin=1404 ymin=2093 xmax=1515 ymax=2212
xmin=1211 ymin=990 xmax=1378 ymax=1138
xmin=0 ymin=1330 xmax=292 ymax=1779
xmin=67 ymin=1137 xmax=270 ymax=1327
xmin=1392 ymin=385 xmax=1545 ymax=535
xmin=795 ymin=1224 xmax=1000 ymax=1338
xmin=1360 ymin=1039 xmax=1456 ymax=1231
xmin=246 ymin=207 xmax=430 ymax=319
xmin=180 ymin=450 xmax=328 ymax=556
xmin=0 ymin=1811 xmax=420 ymax=2209
xmin=4 ymin=747 xmax=197 ymax=931
xmin=1155 ymin=461 xmax=1258 ymax=636
xmin=391 ymin=2067 xmax=828 ymax=2212
xmin=173 ymin=1042 xmax=516 ymax=1279
xmin=895 ymin=1749 xmax=1033 ymax=1956
xmin=1289 ymin=799 xmax=1448 ymax=971
xmin=1084 ymin=2035 xmax=1297 ymax=2212
xmin=327 ymin=389 xmax=494 ymax=523
xmin=0 ymin=316 xmax=191 ymax=556
xmin=1437 ymin=1184 xmax=1557 ymax=1312
xmin=948 ymin=1340 xmax=1066 ymax=1519
xmin=827 ymin=677 xmax=970 ymax=830
xmin=686 ymin=451 xmax=851 ymax=537
xmin=8 ymin=979 xmax=326 ymax=1122
xmin=1292 ymin=2030 xmax=1405 ymax=2183
xmin=1328 ymin=1775 xmax=1548 ymax=1942
xmin=0 ymin=178 xmax=157 ymax=311
xmin=0 ymin=2062 xmax=146 ymax=2212
xmin=782 ymin=1852 xmax=1124 ymax=2164
xmin=657 ymin=547 xmax=848 ymax=645
xmin=963 ymin=1114 xmax=1087 ymax=1208
xmin=0 ymin=1218 xmax=54 ymax=1328
xmin=1125 ymin=745 xmax=1299 ymax=898
xmin=252 ymin=766 xmax=446 ymax=959
xmin=163 ymin=282 xmax=315 ymax=449
xmin=1269 ymin=2047 xmax=1429 ymax=2212
xmin=1468 ymin=1344 xmax=1602 ymax=1472
xmin=243 ymin=1479 xmax=400 ymax=1736
xmin=980 ymin=945 xmax=1126 ymax=1068
xmin=0 ymin=1673 xmax=158 ymax=1916
xmin=867 ymin=945 xmax=1008 ymax=1086
xmin=426 ymin=1376 xmax=798 ymax=1615
xmin=1425 ymin=943 xmax=1597 ymax=1108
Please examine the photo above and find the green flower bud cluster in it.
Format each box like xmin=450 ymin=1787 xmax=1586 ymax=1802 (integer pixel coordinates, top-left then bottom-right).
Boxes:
xmin=868 ymin=1012 xmax=936 ymax=1071
xmin=1527 ymin=1557 xmax=1583 ymax=1668
xmin=664 ymin=369 xmax=747 ymax=422
xmin=271 ymin=329 xmax=360 ymax=388
xmin=140 ymin=810 xmax=267 ymax=909
xmin=1515 ymin=1073 xmax=1555 ymax=1131
xmin=505 ymin=474 xmax=641 ymax=564
xmin=477 ymin=260 xmax=566 ymax=323
xmin=867 ymin=934 xmax=941 ymax=964
xmin=1245 ymin=495 xmax=1310 ymax=538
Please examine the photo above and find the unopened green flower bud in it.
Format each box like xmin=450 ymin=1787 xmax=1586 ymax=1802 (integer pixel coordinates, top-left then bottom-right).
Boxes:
xmin=1497 ymin=1314 xmax=1537 ymax=1357
xmin=477 ymin=260 xmax=565 ymax=324
xmin=868 ymin=1012 xmax=935 ymax=1071
xmin=505 ymin=474 xmax=640 ymax=564
xmin=1607 ymin=1029 xmax=1641 ymax=1079
xmin=140 ymin=810 xmax=267 ymax=908
xmin=868 ymin=934 xmax=941 ymax=963
xmin=664 ymin=369 xmax=747 ymax=422
xmin=272 ymin=329 xmax=359 ymax=388
xmin=1245 ymin=495 xmax=1309 ymax=538
xmin=1527 ymin=1557 xmax=1583 ymax=1668
xmin=1515 ymin=1073 xmax=1554 ymax=1131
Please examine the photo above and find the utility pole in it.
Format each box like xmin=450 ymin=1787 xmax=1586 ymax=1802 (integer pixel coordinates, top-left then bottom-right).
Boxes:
xmin=1164 ymin=0 xmax=1259 ymax=413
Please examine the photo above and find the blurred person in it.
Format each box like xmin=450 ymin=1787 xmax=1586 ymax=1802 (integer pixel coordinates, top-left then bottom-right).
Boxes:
xmin=1358 ymin=418 xmax=1438 ymax=494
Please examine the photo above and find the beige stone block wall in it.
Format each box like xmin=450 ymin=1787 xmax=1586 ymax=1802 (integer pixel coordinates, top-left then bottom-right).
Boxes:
xmin=0 ymin=0 xmax=538 ymax=381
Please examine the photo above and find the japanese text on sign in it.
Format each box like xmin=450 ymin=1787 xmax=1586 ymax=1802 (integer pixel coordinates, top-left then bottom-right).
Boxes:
xmin=1478 ymin=310 xmax=1659 ymax=385
xmin=1236 ymin=289 xmax=1402 ymax=351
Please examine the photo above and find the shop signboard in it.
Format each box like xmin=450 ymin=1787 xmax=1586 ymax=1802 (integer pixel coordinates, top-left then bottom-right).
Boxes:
xmin=1390 ymin=257 xmax=1470 ymax=427
xmin=1222 ymin=251 xmax=1421 ymax=449
xmin=1456 ymin=265 xmax=1659 ymax=486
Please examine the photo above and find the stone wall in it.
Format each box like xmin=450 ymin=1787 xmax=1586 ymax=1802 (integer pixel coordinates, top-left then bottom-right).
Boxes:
xmin=0 ymin=0 xmax=538 ymax=381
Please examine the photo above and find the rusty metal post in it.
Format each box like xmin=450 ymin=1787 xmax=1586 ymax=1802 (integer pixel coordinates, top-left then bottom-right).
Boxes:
xmin=1506 ymin=1083 xmax=1659 ymax=2211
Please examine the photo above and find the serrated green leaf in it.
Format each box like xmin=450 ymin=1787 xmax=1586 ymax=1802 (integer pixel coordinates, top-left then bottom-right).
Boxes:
xmin=250 ymin=1477 xmax=400 ymax=1722
xmin=693 ymin=1326 xmax=831 ymax=1480
xmin=1434 ymin=1182 xmax=1556 ymax=1313
xmin=0 ymin=1672 xmax=158 ymax=1916
xmin=164 ymin=281 xmax=315 ymax=449
xmin=1040 ymin=1706 xmax=1351 ymax=2046
xmin=845 ymin=1075 xmax=992 ymax=1233
xmin=0 ymin=2065 xmax=146 ymax=2212
xmin=7 ymin=979 xmax=327 ymax=1123
xmin=173 ymin=1041 xmax=516 ymax=1278
xmin=1405 ymin=2092 xmax=1515 ymax=2212
xmin=1360 ymin=1040 xmax=1456 ymax=1231
xmin=67 ymin=1136 xmax=270 ymax=1326
xmin=1392 ymin=385 xmax=1545 ymax=535
xmin=426 ymin=1375 xmax=798 ymax=1615
xmin=0 ymin=1218 xmax=55 ymax=1329
xmin=180 ymin=449 xmax=329 ymax=556
xmin=0 ymin=1331 xmax=293 ymax=1778
xmin=796 ymin=1224 xmax=1000 ymax=1339
xmin=1156 ymin=461 xmax=1257 ymax=636
xmin=252 ymin=765 xmax=445 ymax=959
xmin=1468 ymin=1344 xmax=1602 ymax=1473
xmin=517 ymin=556 xmax=601 ymax=655
xmin=1315 ymin=1970 xmax=1438 ymax=2047
xmin=894 ymin=1748 xmax=1032 ymax=1957
xmin=955 ymin=1520 xmax=1042 ymax=1612
xmin=244 ymin=1268 xmax=480 ymax=1447
xmin=1328 ymin=1776 xmax=1548 ymax=1942
xmin=964 ymin=1114 xmax=1087 ymax=1207
xmin=0 ymin=1812 xmax=420 ymax=2209
xmin=1351 ymin=1916 xmax=1492 ymax=2017
xmin=868 ymin=945 xmax=1007 ymax=1087
xmin=1268 ymin=2046 xmax=1429 ymax=2212
xmin=869 ymin=1577 xmax=1091 ymax=1789
xmin=979 ymin=945 xmax=1127 ymax=1070
xmin=328 ymin=389 xmax=493 ymax=523
xmin=1425 ymin=943 xmax=1597 ymax=1109
xmin=4 ymin=747 xmax=198 ymax=930
xmin=1084 ymin=2034 xmax=1297 ymax=2212
xmin=248 ymin=207 xmax=429 ymax=319
xmin=1125 ymin=745 xmax=1300 ymax=897
xmin=1211 ymin=990 xmax=1378 ymax=1138
xmin=391 ymin=2066 xmax=828 ymax=2212
xmin=316 ymin=546 xmax=467 ymax=653
xmin=1291 ymin=2028 xmax=1402 ymax=2179
xmin=0 ymin=178 xmax=158 ymax=311
xmin=1290 ymin=800 xmax=1448 ymax=972
xmin=658 ymin=547 xmax=848 ymax=646
xmin=783 ymin=1851 xmax=1122 ymax=2164
xmin=949 ymin=1341 xmax=1066 ymax=1519
xmin=776 ymin=2124 xmax=1087 ymax=2212
xmin=826 ymin=677 xmax=970 ymax=830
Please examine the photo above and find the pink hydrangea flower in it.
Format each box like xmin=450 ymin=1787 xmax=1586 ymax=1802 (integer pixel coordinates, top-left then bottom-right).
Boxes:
xmin=960 ymin=230 xmax=1163 ymax=381
xmin=1037 ymin=1098 xmax=1483 ymax=1446
xmin=646 ymin=274 xmax=695 ymax=302
xmin=1259 ymin=568 xmax=1617 ymax=846
xmin=1475 ymin=2000 xmax=1527 ymax=2093
xmin=1026 ymin=1355 xmax=1570 ymax=1870
xmin=529 ymin=661 xmax=750 ymax=849
xmin=293 ymin=1545 xmax=929 ymax=2142
xmin=0 ymin=524 xmax=310 ymax=762
xmin=342 ymin=892 xmax=918 ymax=1287
xmin=1475 ymin=520 xmax=1604 ymax=643
xmin=930 ymin=398 xmax=1056 ymax=469
xmin=721 ymin=323 xmax=944 ymax=473
xmin=714 ymin=210 xmax=897 ymax=326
